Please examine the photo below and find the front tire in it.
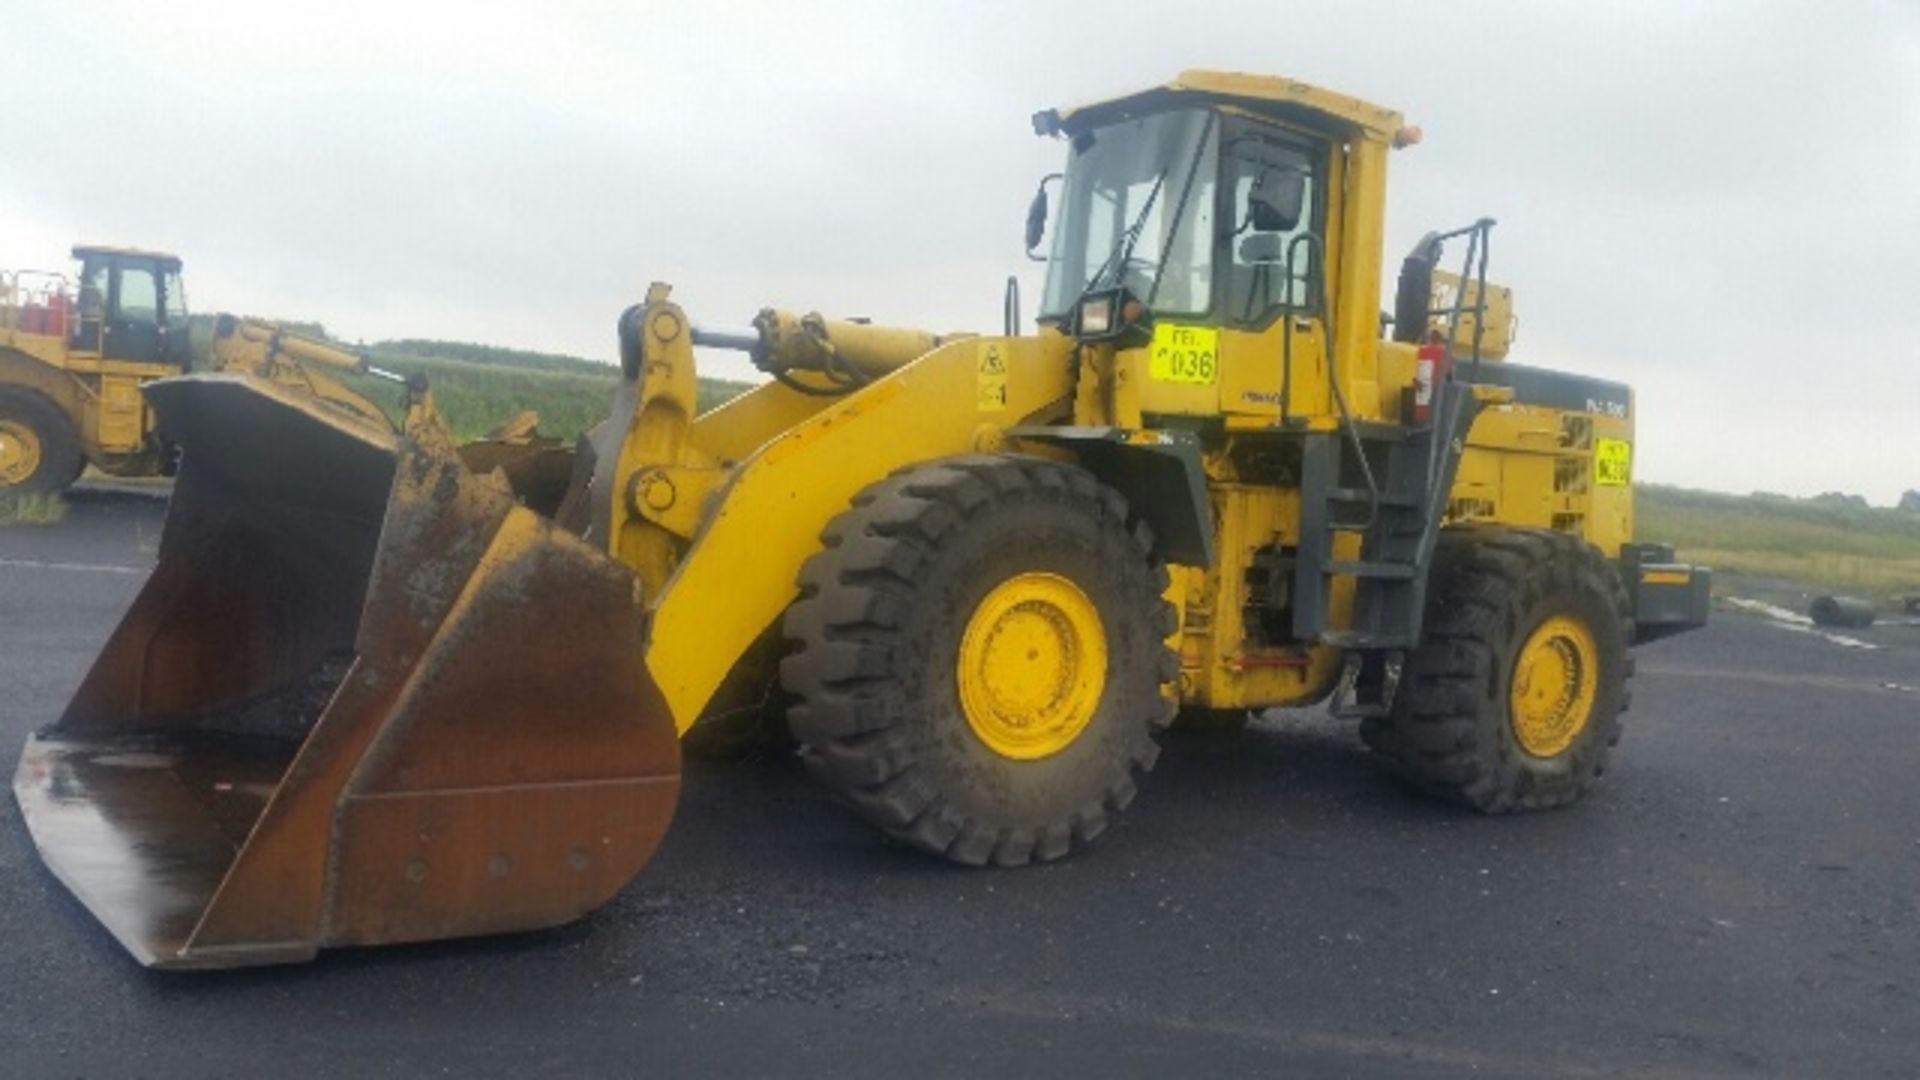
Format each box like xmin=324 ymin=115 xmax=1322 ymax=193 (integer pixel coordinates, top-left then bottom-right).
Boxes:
xmin=0 ymin=387 xmax=83 ymax=495
xmin=1361 ymin=526 xmax=1631 ymax=812
xmin=782 ymin=455 xmax=1177 ymax=866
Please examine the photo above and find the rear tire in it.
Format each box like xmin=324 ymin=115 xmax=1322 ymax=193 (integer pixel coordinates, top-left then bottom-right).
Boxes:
xmin=1361 ymin=526 xmax=1631 ymax=812
xmin=0 ymin=387 xmax=83 ymax=495
xmin=782 ymin=455 xmax=1177 ymax=867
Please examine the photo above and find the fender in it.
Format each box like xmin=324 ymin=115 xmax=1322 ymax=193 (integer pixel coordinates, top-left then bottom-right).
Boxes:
xmin=0 ymin=346 xmax=86 ymax=419
xmin=1009 ymin=425 xmax=1215 ymax=568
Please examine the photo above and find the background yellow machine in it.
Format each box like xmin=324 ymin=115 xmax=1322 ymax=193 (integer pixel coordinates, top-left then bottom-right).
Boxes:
xmin=14 ymin=71 xmax=1709 ymax=969
xmin=0 ymin=245 xmax=391 ymax=492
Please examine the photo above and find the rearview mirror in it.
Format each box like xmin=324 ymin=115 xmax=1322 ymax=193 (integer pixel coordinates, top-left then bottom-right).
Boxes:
xmin=1248 ymin=171 xmax=1307 ymax=233
xmin=1025 ymin=173 xmax=1062 ymax=261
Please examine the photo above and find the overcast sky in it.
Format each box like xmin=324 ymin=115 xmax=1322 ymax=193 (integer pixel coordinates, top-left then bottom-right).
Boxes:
xmin=5 ymin=1 xmax=1916 ymax=502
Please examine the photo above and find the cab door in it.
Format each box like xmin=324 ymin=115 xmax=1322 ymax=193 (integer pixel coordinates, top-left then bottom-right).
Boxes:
xmin=103 ymin=260 xmax=166 ymax=364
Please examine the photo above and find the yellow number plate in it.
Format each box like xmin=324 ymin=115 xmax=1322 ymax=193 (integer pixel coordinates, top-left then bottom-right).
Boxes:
xmin=1149 ymin=324 xmax=1219 ymax=385
xmin=1595 ymin=438 xmax=1631 ymax=486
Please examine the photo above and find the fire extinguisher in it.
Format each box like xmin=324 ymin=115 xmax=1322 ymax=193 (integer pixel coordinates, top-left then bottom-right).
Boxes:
xmin=1412 ymin=333 xmax=1451 ymax=425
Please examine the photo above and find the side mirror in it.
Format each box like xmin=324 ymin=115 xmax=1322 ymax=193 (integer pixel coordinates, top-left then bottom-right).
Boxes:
xmin=1025 ymin=173 xmax=1062 ymax=261
xmin=1247 ymin=171 xmax=1307 ymax=233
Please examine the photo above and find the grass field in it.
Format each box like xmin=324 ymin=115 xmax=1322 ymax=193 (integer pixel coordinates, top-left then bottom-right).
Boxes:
xmin=338 ymin=350 xmax=752 ymax=444
xmin=1638 ymin=485 xmax=1920 ymax=601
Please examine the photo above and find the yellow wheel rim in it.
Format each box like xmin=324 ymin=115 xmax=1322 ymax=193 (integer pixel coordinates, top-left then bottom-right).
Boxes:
xmin=0 ymin=419 xmax=43 ymax=487
xmin=957 ymin=571 xmax=1108 ymax=760
xmin=1509 ymin=614 xmax=1600 ymax=758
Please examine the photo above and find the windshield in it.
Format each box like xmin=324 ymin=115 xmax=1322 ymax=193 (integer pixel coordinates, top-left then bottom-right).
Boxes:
xmin=1039 ymin=108 xmax=1219 ymax=319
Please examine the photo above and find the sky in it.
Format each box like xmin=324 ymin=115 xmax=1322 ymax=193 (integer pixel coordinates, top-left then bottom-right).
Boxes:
xmin=4 ymin=0 xmax=1917 ymax=503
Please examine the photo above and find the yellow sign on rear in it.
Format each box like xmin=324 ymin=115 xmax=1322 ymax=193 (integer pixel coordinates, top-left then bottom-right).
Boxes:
xmin=1149 ymin=324 xmax=1219 ymax=385
xmin=1595 ymin=438 xmax=1631 ymax=486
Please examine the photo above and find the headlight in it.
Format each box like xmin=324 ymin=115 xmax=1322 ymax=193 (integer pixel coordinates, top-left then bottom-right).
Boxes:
xmin=1077 ymin=295 xmax=1113 ymax=336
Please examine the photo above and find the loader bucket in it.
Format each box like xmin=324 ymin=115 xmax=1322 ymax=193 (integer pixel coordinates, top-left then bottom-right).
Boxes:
xmin=12 ymin=375 xmax=680 ymax=969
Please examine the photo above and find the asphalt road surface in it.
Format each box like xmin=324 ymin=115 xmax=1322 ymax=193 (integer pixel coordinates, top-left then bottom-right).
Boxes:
xmin=2 ymin=490 xmax=1916 ymax=1078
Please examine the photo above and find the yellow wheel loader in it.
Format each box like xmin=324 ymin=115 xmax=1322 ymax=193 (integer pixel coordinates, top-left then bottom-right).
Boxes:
xmin=0 ymin=245 xmax=394 ymax=493
xmin=14 ymin=71 xmax=1710 ymax=968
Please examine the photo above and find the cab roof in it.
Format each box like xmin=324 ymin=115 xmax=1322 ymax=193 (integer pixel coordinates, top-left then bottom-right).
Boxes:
xmin=71 ymin=245 xmax=183 ymax=271
xmin=1035 ymin=70 xmax=1406 ymax=142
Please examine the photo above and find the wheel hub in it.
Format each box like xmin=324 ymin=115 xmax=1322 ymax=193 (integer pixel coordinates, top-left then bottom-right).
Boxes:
xmin=1509 ymin=614 xmax=1599 ymax=758
xmin=957 ymin=571 xmax=1107 ymax=760
xmin=0 ymin=419 xmax=43 ymax=486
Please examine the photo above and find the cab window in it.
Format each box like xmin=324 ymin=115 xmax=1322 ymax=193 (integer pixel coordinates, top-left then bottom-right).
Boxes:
xmin=1040 ymin=108 xmax=1220 ymax=320
xmin=115 ymin=264 xmax=160 ymax=325
xmin=1220 ymin=121 xmax=1324 ymax=328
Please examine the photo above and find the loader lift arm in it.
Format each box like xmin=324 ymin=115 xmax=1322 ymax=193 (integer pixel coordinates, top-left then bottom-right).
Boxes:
xmin=207 ymin=314 xmax=400 ymax=430
xmin=606 ymin=287 xmax=1078 ymax=734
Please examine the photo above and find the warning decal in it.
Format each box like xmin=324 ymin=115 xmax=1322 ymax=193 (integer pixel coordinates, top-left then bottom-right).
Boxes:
xmin=1595 ymin=438 xmax=1631 ymax=486
xmin=977 ymin=341 xmax=1008 ymax=412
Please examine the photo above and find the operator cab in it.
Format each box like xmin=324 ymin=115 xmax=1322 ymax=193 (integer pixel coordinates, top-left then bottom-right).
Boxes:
xmin=1021 ymin=72 xmax=1408 ymax=349
xmin=1029 ymin=104 xmax=1326 ymax=345
xmin=70 ymin=246 xmax=191 ymax=367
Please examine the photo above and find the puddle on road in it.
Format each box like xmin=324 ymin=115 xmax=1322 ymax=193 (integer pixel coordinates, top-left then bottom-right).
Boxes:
xmin=1720 ymin=596 xmax=1880 ymax=650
